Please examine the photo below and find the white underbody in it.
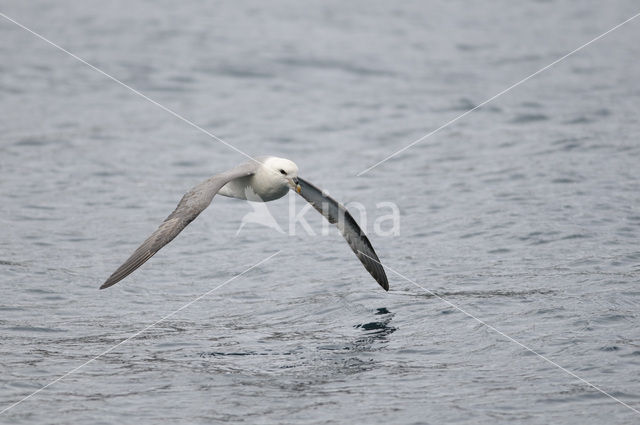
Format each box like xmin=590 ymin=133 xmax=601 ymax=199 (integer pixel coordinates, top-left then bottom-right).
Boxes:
xmin=218 ymin=156 xmax=297 ymax=202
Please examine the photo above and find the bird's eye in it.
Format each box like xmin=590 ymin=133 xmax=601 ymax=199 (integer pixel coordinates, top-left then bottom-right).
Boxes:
xmin=279 ymin=169 xmax=286 ymax=175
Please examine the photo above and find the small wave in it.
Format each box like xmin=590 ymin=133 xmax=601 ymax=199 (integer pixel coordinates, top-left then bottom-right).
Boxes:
xmin=214 ymin=65 xmax=275 ymax=79
xmin=399 ymin=289 xmax=557 ymax=299
xmin=510 ymin=113 xmax=549 ymax=124
xmin=199 ymin=350 xmax=296 ymax=358
xmin=0 ymin=260 xmax=26 ymax=266
xmin=277 ymin=57 xmax=394 ymax=77
xmin=7 ymin=325 xmax=66 ymax=333
xmin=564 ymin=116 xmax=594 ymax=125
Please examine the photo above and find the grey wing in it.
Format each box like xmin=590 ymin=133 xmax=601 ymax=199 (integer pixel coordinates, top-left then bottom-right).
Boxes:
xmin=100 ymin=161 xmax=259 ymax=289
xmin=296 ymin=177 xmax=389 ymax=291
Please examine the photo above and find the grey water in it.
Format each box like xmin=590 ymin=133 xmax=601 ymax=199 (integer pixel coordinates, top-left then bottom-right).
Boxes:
xmin=1 ymin=1 xmax=640 ymax=424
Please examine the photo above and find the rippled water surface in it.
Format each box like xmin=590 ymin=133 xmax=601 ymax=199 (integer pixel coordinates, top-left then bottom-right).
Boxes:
xmin=2 ymin=1 xmax=640 ymax=424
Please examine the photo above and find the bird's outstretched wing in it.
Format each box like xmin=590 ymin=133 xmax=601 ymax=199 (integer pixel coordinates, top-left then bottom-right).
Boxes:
xmin=295 ymin=177 xmax=389 ymax=291
xmin=100 ymin=161 xmax=258 ymax=289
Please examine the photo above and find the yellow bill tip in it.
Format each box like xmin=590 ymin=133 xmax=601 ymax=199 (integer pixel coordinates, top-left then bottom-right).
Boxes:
xmin=296 ymin=184 xmax=301 ymax=194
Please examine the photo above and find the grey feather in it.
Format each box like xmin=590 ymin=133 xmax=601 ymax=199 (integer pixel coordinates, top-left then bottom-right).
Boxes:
xmin=100 ymin=161 xmax=258 ymax=289
xmin=296 ymin=177 xmax=389 ymax=291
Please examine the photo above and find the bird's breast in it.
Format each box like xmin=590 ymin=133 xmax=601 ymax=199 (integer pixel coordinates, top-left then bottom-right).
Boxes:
xmin=250 ymin=175 xmax=289 ymax=201
xmin=218 ymin=175 xmax=288 ymax=202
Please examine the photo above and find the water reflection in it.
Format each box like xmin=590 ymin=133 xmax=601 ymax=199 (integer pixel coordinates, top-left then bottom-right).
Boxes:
xmin=351 ymin=307 xmax=397 ymax=349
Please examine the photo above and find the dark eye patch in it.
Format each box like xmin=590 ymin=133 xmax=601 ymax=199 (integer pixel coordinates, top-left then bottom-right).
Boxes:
xmin=279 ymin=169 xmax=287 ymax=175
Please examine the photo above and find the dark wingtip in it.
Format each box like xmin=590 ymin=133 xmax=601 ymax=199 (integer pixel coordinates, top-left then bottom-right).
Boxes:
xmin=379 ymin=277 xmax=389 ymax=292
xmin=99 ymin=279 xmax=115 ymax=290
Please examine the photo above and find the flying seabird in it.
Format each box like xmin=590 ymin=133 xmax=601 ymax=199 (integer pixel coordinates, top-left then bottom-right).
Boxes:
xmin=100 ymin=156 xmax=389 ymax=290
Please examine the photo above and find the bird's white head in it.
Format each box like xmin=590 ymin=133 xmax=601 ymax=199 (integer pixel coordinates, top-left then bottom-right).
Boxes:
xmin=263 ymin=156 xmax=300 ymax=193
